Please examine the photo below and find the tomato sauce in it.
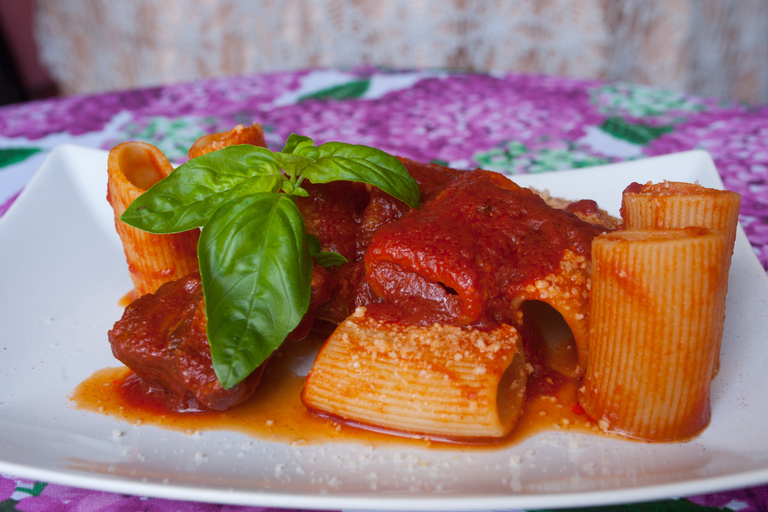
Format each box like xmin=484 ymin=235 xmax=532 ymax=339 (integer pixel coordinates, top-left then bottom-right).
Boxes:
xmin=364 ymin=171 xmax=606 ymax=328
xmin=72 ymin=327 xmax=609 ymax=450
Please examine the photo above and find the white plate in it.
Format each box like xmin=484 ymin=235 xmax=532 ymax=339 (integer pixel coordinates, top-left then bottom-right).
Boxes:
xmin=1 ymin=145 xmax=768 ymax=510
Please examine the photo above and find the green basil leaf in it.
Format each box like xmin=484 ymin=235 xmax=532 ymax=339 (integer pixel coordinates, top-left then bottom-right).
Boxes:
xmin=199 ymin=192 xmax=312 ymax=389
xmin=297 ymin=144 xmax=319 ymax=161
xmin=306 ymin=234 xmax=322 ymax=255
xmin=280 ymin=181 xmax=309 ymax=197
xmin=282 ymin=134 xmax=314 ymax=154
xmin=120 ymin=145 xmax=282 ymax=233
xmin=306 ymin=233 xmax=348 ymax=267
xmin=313 ymin=251 xmax=348 ymax=267
xmin=299 ymin=142 xmax=420 ymax=208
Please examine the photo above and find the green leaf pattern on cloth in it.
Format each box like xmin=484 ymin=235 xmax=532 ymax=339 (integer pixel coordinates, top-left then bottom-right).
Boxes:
xmin=117 ymin=116 xmax=218 ymax=162
xmin=591 ymin=82 xmax=707 ymax=118
xmin=599 ymin=117 xmax=674 ymax=145
xmin=474 ymin=140 xmax=611 ymax=174
xmin=298 ymin=79 xmax=370 ymax=101
xmin=0 ymin=148 xmax=41 ymax=168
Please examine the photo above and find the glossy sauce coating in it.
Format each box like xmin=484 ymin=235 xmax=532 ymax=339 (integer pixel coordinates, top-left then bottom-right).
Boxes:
xmin=365 ymin=170 xmax=606 ymax=327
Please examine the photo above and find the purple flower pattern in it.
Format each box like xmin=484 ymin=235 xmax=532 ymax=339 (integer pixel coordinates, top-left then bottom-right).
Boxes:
xmin=255 ymin=73 xmax=607 ymax=166
xmin=1 ymin=68 xmax=768 ymax=511
xmin=646 ymin=108 xmax=768 ymax=265
xmin=2 ymin=477 xmax=317 ymax=512
xmin=0 ymin=475 xmax=16 ymax=501
xmin=688 ymin=485 xmax=768 ymax=511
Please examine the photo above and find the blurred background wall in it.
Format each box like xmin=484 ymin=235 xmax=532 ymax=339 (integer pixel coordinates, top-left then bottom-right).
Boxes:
xmin=2 ymin=0 xmax=768 ymax=104
xmin=0 ymin=1 xmax=57 ymax=104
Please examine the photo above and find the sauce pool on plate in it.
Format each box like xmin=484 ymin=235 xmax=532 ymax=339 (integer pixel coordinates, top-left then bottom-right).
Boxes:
xmin=71 ymin=327 xmax=607 ymax=450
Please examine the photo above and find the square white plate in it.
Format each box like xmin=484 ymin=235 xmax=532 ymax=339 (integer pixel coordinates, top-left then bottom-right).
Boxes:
xmin=1 ymin=145 xmax=768 ymax=510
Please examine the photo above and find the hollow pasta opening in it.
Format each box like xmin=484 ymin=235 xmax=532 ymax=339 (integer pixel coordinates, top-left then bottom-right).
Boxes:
xmin=117 ymin=144 xmax=166 ymax=191
xmin=519 ymin=300 xmax=579 ymax=376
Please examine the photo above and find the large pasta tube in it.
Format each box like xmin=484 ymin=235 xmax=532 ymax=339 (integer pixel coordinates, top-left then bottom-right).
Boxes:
xmin=621 ymin=181 xmax=740 ymax=257
xmin=107 ymin=141 xmax=200 ymax=297
xmin=621 ymin=181 xmax=740 ymax=376
xmin=302 ymin=307 xmax=528 ymax=440
xmin=579 ymin=228 xmax=728 ymax=441
xmin=187 ymin=123 xmax=267 ymax=159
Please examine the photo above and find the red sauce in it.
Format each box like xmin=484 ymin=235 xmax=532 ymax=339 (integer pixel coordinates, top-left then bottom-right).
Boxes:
xmin=72 ymin=328 xmax=608 ymax=449
xmin=566 ymin=199 xmax=600 ymax=216
xmin=365 ymin=170 xmax=606 ymax=327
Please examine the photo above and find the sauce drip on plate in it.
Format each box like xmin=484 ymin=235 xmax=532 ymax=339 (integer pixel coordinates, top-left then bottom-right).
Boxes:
xmin=72 ymin=328 xmax=607 ymax=450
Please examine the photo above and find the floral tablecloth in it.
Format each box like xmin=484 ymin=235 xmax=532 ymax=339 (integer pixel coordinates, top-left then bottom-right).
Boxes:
xmin=1 ymin=68 xmax=767 ymax=511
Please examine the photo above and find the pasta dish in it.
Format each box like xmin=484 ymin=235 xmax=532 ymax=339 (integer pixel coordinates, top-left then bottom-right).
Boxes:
xmin=100 ymin=123 xmax=740 ymax=445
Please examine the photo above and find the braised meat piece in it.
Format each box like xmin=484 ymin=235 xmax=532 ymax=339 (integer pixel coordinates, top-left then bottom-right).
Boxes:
xmin=296 ymin=181 xmax=368 ymax=262
xmin=396 ymin=156 xmax=463 ymax=201
xmin=355 ymin=158 xmax=462 ymax=259
xmin=109 ymin=264 xmax=335 ymax=412
xmin=314 ymin=158 xmax=465 ymax=323
xmin=109 ymin=271 xmax=264 ymax=411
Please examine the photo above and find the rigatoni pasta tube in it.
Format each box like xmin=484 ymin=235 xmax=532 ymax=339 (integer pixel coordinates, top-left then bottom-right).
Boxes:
xmin=302 ymin=307 xmax=528 ymax=440
xmin=579 ymin=228 xmax=728 ymax=441
xmin=107 ymin=141 xmax=200 ymax=297
xmin=187 ymin=123 xmax=267 ymax=159
xmin=621 ymin=181 xmax=741 ymax=253
xmin=621 ymin=181 xmax=740 ymax=376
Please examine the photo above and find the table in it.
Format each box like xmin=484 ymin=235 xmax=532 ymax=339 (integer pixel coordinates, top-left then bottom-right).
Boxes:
xmin=1 ymin=67 xmax=767 ymax=511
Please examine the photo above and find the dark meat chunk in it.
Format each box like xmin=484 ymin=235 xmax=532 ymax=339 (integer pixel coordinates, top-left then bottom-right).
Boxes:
xmin=396 ymin=156 xmax=463 ymax=201
xmin=314 ymin=260 xmax=381 ymax=324
xmin=108 ymin=271 xmax=264 ymax=412
xmin=109 ymin=264 xmax=335 ymax=412
xmin=355 ymin=187 xmax=410 ymax=259
xmin=306 ymin=158 xmax=467 ymax=323
xmin=297 ymin=157 xmax=464 ymax=263
xmin=285 ymin=264 xmax=334 ymax=341
xmin=296 ymin=181 xmax=368 ymax=262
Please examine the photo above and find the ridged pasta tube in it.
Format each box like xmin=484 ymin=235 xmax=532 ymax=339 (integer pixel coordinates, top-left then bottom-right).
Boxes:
xmin=579 ymin=228 xmax=728 ymax=441
xmin=302 ymin=307 xmax=528 ymax=440
xmin=621 ymin=180 xmax=740 ymax=257
xmin=187 ymin=123 xmax=267 ymax=159
xmin=107 ymin=141 xmax=200 ymax=298
xmin=516 ymin=249 xmax=591 ymax=378
xmin=621 ymin=181 xmax=740 ymax=375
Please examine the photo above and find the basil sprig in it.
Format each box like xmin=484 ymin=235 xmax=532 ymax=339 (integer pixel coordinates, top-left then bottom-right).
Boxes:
xmin=120 ymin=135 xmax=420 ymax=389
